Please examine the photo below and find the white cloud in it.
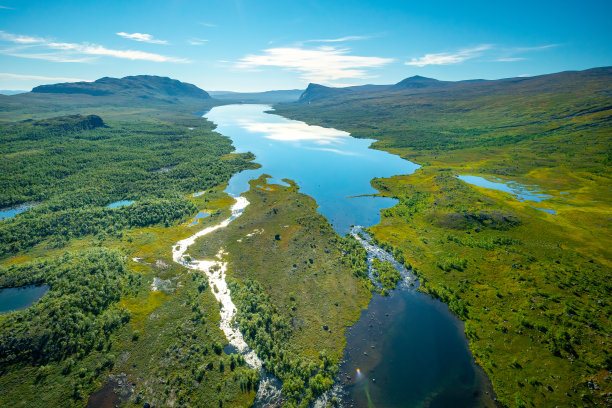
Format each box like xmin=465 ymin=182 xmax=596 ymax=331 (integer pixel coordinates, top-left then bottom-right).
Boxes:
xmin=235 ymin=46 xmax=393 ymax=84
xmin=188 ymin=38 xmax=208 ymax=46
xmin=0 ymin=5 xmax=13 ymax=9
xmin=0 ymin=73 xmax=89 ymax=82
xmin=0 ymin=30 xmax=189 ymax=63
xmin=116 ymin=32 xmax=168 ymax=45
xmin=305 ymin=35 xmax=371 ymax=43
xmin=199 ymin=22 xmax=216 ymax=27
xmin=405 ymin=45 xmax=492 ymax=67
xmin=496 ymin=57 xmax=526 ymax=62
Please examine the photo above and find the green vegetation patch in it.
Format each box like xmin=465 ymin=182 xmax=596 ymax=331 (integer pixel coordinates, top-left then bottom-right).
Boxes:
xmin=191 ymin=175 xmax=372 ymax=406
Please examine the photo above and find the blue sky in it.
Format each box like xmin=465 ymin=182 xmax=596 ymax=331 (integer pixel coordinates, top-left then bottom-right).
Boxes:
xmin=0 ymin=0 xmax=610 ymax=91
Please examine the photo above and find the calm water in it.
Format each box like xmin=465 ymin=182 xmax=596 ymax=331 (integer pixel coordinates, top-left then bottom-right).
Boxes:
xmin=206 ymin=104 xmax=420 ymax=235
xmin=107 ymin=200 xmax=135 ymax=209
xmin=456 ymin=175 xmax=553 ymax=202
xmin=204 ymin=104 xmax=495 ymax=407
xmin=339 ymin=288 xmax=495 ymax=408
xmin=0 ymin=204 xmax=34 ymax=220
xmin=188 ymin=211 xmax=210 ymax=226
xmin=0 ymin=285 xmax=49 ymax=314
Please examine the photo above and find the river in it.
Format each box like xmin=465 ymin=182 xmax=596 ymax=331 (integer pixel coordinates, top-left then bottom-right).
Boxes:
xmin=203 ymin=104 xmax=496 ymax=407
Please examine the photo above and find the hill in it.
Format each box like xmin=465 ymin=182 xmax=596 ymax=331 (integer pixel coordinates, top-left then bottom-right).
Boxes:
xmin=0 ymin=75 xmax=218 ymax=121
xmin=31 ymin=75 xmax=211 ymax=99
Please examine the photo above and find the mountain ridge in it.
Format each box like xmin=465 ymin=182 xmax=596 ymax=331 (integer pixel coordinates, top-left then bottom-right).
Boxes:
xmin=31 ymin=75 xmax=211 ymax=99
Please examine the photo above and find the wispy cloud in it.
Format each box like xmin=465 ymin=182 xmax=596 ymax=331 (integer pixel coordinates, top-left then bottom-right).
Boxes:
xmin=116 ymin=32 xmax=168 ymax=45
xmin=0 ymin=31 xmax=189 ymax=63
xmin=305 ymin=35 xmax=372 ymax=43
xmin=235 ymin=45 xmax=393 ymax=84
xmin=405 ymin=45 xmax=492 ymax=67
xmin=198 ymin=22 xmax=216 ymax=27
xmin=0 ymin=5 xmax=13 ymax=9
xmin=496 ymin=57 xmax=526 ymax=62
xmin=188 ymin=38 xmax=208 ymax=46
xmin=0 ymin=73 xmax=89 ymax=82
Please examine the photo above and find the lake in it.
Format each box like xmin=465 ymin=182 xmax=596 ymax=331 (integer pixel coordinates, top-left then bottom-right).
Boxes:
xmin=204 ymin=104 xmax=495 ymax=407
xmin=206 ymin=104 xmax=420 ymax=235
xmin=0 ymin=285 xmax=49 ymax=314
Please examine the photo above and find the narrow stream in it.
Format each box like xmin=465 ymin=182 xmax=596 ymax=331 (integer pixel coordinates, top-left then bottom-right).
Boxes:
xmin=203 ymin=104 xmax=496 ymax=407
xmin=171 ymin=196 xmax=283 ymax=405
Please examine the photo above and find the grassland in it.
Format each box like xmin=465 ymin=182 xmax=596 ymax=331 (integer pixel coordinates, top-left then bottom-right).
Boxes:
xmin=274 ymin=67 xmax=612 ymax=407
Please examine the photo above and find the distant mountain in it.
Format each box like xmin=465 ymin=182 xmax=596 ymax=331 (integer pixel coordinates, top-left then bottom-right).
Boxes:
xmin=0 ymin=90 xmax=27 ymax=95
xmin=209 ymin=89 xmax=303 ymax=103
xmin=298 ymin=77 xmax=446 ymax=103
xmin=296 ymin=69 xmax=612 ymax=103
xmin=391 ymin=75 xmax=448 ymax=89
xmin=31 ymin=75 xmax=211 ymax=99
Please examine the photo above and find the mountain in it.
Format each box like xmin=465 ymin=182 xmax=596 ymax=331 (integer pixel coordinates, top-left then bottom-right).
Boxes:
xmin=0 ymin=90 xmax=26 ymax=95
xmin=391 ymin=75 xmax=448 ymax=89
xmin=31 ymin=75 xmax=211 ymax=99
xmin=295 ymin=68 xmax=612 ymax=104
xmin=297 ymin=76 xmax=445 ymax=103
xmin=209 ymin=89 xmax=303 ymax=103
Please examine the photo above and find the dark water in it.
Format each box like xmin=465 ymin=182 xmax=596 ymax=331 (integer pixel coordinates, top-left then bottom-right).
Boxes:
xmin=204 ymin=104 xmax=495 ymax=407
xmin=339 ymin=287 xmax=495 ymax=408
xmin=0 ymin=285 xmax=49 ymax=314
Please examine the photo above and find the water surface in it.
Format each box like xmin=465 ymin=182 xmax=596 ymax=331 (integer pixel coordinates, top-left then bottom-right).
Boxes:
xmin=205 ymin=104 xmax=495 ymax=407
xmin=0 ymin=285 xmax=49 ymax=314
xmin=0 ymin=204 xmax=34 ymax=220
xmin=189 ymin=211 xmax=210 ymax=226
xmin=107 ymin=200 xmax=135 ymax=209
xmin=456 ymin=175 xmax=552 ymax=202
xmin=206 ymin=104 xmax=420 ymax=234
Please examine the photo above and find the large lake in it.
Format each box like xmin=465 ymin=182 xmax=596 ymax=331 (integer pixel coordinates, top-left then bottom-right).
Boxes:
xmin=206 ymin=104 xmax=419 ymax=235
xmin=204 ymin=104 xmax=495 ymax=407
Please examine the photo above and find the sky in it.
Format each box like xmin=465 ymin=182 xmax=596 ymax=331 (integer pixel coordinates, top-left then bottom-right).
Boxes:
xmin=0 ymin=0 xmax=610 ymax=92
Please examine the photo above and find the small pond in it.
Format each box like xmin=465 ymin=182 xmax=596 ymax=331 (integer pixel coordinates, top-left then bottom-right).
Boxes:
xmin=107 ymin=200 xmax=135 ymax=209
xmin=456 ymin=175 xmax=553 ymax=202
xmin=189 ymin=211 xmax=211 ymax=226
xmin=0 ymin=204 xmax=35 ymax=220
xmin=0 ymin=285 xmax=49 ymax=314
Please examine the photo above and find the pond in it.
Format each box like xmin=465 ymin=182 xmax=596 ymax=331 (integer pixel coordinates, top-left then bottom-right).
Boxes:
xmin=456 ymin=175 xmax=553 ymax=203
xmin=107 ymin=200 xmax=135 ymax=209
xmin=0 ymin=204 xmax=35 ymax=220
xmin=0 ymin=285 xmax=49 ymax=314
xmin=204 ymin=104 xmax=495 ymax=407
xmin=188 ymin=211 xmax=210 ymax=226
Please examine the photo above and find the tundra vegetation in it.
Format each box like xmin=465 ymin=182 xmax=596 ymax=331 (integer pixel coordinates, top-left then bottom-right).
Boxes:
xmin=274 ymin=67 xmax=612 ymax=407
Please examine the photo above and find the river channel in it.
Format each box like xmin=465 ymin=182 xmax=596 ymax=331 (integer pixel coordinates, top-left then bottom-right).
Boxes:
xmin=204 ymin=104 xmax=496 ymax=407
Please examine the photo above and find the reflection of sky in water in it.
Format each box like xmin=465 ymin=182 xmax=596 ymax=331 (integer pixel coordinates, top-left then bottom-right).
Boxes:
xmin=107 ymin=200 xmax=135 ymax=208
xmin=456 ymin=175 xmax=553 ymax=203
xmin=0 ymin=204 xmax=32 ymax=220
xmin=205 ymin=104 xmax=420 ymax=235
xmin=188 ymin=211 xmax=210 ymax=226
